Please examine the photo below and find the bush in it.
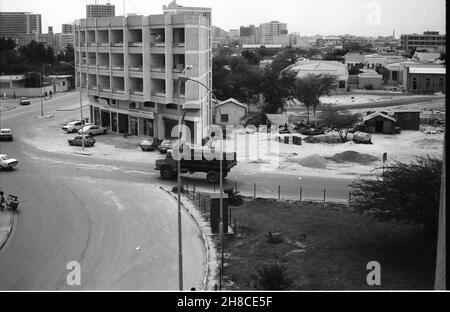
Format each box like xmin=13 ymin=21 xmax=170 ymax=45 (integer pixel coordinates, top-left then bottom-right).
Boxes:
xmin=252 ymin=263 xmax=293 ymax=290
xmin=350 ymin=155 xmax=442 ymax=233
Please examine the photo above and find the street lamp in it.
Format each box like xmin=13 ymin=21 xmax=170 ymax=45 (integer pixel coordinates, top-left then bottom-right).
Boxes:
xmin=178 ymin=75 xmax=225 ymax=290
xmin=60 ymin=61 xmax=85 ymax=151
xmin=176 ymin=64 xmax=193 ymax=291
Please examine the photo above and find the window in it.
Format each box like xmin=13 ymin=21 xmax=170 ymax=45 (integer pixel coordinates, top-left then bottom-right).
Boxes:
xmin=425 ymin=78 xmax=431 ymax=88
xmin=129 ymin=102 xmax=137 ymax=109
xmin=166 ymin=104 xmax=177 ymax=110
xmin=143 ymin=101 xmax=155 ymax=108
xmin=438 ymin=78 xmax=444 ymax=88
xmin=221 ymin=114 xmax=229 ymax=123
xmin=62 ymin=81 xmax=66 ymax=86
xmin=392 ymin=71 xmax=398 ymax=81
xmin=338 ymin=81 xmax=346 ymax=88
xmin=412 ymin=78 xmax=418 ymax=90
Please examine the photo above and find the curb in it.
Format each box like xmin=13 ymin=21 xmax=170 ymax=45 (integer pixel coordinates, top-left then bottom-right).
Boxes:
xmin=159 ymin=186 xmax=216 ymax=291
xmin=0 ymin=211 xmax=15 ymax=252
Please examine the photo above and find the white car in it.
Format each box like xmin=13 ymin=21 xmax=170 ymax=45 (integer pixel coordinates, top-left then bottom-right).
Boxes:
xmin=78 ymin=125 xmax=108 ymax=136
xmin=0 ymin=154 xmax=18 ymax=170
xmin=62 ymin=120 xmax=91 ymax=133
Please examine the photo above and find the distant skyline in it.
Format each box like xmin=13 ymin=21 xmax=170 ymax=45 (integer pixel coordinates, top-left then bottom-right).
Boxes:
xmin=0 ymin=0 xmax=446 ymax=36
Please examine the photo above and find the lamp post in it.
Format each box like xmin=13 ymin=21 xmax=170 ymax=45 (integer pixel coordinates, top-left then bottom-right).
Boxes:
xmin=178 ymin=75 xmax=225 ymax=290
xmin=176 ymin=64 xmax=193 ymax=291
xmin=60 ymin=61 xmax=85 ymax=151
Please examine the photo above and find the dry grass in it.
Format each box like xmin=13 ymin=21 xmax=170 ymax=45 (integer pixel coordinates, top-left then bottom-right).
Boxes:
xmin=223 ymin=198 xmax=436 ymax=290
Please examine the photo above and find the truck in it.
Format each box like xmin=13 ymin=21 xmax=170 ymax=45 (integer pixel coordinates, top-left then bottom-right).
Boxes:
xmin=155 ymin=147 xmax=237 ymax=184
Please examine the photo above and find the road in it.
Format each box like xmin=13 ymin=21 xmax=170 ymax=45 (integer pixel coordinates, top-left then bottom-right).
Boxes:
xmin=0 ymin=92 xmax=354 ymax=290
xmin=0 ymin=94 xmax=206 ymax=290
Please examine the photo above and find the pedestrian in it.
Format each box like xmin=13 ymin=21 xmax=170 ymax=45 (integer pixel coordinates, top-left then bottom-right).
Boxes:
xmin=49 ymin=90 xmax=52 ymax=98
xmin=0 ymin=191 xmax=5 ymax=212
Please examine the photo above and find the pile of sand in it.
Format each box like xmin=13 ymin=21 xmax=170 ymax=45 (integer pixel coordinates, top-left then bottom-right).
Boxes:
xmin=288 ymin=154 xmax=328 ymax=169
xmin=327 ymin=151 xmax=379 ymax=165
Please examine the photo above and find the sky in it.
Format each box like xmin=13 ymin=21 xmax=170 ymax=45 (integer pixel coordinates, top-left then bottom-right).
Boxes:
xmin=0 ymin=0 xmax=446 ymax=36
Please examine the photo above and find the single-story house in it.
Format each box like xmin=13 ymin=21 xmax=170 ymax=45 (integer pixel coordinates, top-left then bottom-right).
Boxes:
xmin=402 ymin=64 xmax=446 ymax=94
xmin=363 ymin=111 xmax=397 ymax=134
xmin=412 ymin=52 xmax=441 ymax=63
xmin=214 ymin=98 xmax=248 ymax=126
xmin=381 ymin=60 xmax=422 ymax=86
xmin=393 ymin=110 xmax=421 ymax=131
xmin=358 ymin=70 xmax=383 ymax=90
xmin=344 ymin=53 xmax=364 ymax=69
xmin=48 ymin=75 xmax=72 ymax=92
xmin=285 ymin=60 xmax=349 ymax=94
xmin=362 ymin=53 xmax=405 ymax=70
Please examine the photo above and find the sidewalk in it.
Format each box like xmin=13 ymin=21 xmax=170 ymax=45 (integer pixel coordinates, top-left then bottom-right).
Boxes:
xmin=0 ymin=210 xmax=14 ymax=251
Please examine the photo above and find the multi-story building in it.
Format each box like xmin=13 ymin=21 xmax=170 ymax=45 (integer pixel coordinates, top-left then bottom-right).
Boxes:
xmin=400 ymin=31 xmax=446 ymax=52
xmin=62 ymin=23 xmax=74 ymax=34
xmin=260 ymin=21 xmax=287 ymax=44
xmin=56 ymin=33 xmax=75 ymax=51
xmin=74 ymin=1 xmax=212 ymax=143
xmin=0 ymin=12 xmax=42 ymax=39
xmin=86 ymin=3 xmax=116 ymax=18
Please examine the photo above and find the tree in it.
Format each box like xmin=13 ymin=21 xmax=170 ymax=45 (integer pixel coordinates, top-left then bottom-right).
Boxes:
xmin=320 ymin=105 xmax=360 ymax=142
xmin=290 ymin=74 xmax=338 ymax=122
xmin=23 ymin=72 xmax=42 ymax=88
xmin=348 ymin=64 xmax=364 ymax=75
xmin=350 ymin=156 xmax=442 ymax=233
xmin=260 ymin=48 xmax=299 ymax=113
xmin=241 ymin=50 xmax=261 ymax=66
xmin=212 ymin=54 xmax=263 ymax=103
xmin=0 ymin=38 xmax=16 ymax=52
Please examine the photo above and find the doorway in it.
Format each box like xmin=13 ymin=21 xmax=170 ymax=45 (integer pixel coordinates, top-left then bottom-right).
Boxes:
xmin=375 ymin=120 xmax=384 ymax=133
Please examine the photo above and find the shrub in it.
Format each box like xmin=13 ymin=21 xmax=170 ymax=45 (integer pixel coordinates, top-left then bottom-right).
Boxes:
xmin=350 ymin=155 xmax=442 ymax=233
xmin=252 ymin=263 xmax=294 ymax=290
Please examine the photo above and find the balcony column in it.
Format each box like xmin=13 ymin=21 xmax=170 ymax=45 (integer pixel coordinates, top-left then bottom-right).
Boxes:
xmin=142 ymin=17 xmax=152 ymax=100
xmin=165 ymin=14 xmax=174 ymax=104
xmin=123 ymin=17 xmax=130 ymax=100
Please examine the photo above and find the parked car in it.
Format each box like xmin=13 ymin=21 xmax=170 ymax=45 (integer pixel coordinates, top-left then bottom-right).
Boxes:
xmin=78 ymin=125 xmax=107 ymax=136
xmin=19 ymin=97 xmax=31 ymax=105
xmin=62 ymin=120 xmax=90 ymax=133
xmin=157 ymin=139 xmax=177 ymax=154
xmin=139 ymin=138 xmax=163 ymax=152
xmin=68 ymin=135 xmax=96 ymax=147
xmin=0 ymin=154 xmax=18 ymax=170
xmin=0 ymin=129 xmax=13 ymax=141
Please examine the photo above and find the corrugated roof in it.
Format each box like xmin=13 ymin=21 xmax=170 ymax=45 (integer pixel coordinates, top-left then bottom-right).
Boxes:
xmin=363 ymin=112 xmax=397 ymax=122
xmin=409 ymin=67 xmax=446 ymax=74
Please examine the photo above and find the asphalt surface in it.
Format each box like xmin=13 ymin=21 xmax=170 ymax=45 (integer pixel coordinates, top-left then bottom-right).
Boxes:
xmin=0 ymin=92 xmax=355 ymax=290
xmin=0 ymin=94 xmax=206 ymax=290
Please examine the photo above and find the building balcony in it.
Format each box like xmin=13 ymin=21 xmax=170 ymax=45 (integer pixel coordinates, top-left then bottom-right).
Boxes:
xmin=112 ymin=88 xmax=125 ymax=94
xmin=174 ymin=42 xmax=185 ymax=47
xmin=150 ymin=67 xmax=165 ymax=73
xmin=150 ymin=41 xmax=166 ymax=47
xmin=151 ymin=90 xmax=166 ymax=97
xmin=130 ymin=90 xmax=144 ymax=96
xmin=98 ymin=42 xmax=110 ymax=47
xmin=128 ymin=42 xmax=143 ymax=47
xmin=111 ymin=42 xmax=124 ymax=47
xmin=129 ymin=66 xmax=143 ymax=72
xmin=111 ymin=65 xmax=124 ymax=71
xmin=98 ymin=65 xmax=110 ymax=70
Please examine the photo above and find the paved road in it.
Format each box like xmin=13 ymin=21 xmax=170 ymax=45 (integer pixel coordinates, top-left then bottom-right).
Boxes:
xmin=0 ymin=94 xmax=206 ymax=290
xmin=0 ymin=93 xmax=355 ymax=290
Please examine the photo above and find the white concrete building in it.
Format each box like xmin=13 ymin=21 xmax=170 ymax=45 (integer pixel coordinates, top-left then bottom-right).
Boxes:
xmin=74 ymin=1 xmax=212 ymax=143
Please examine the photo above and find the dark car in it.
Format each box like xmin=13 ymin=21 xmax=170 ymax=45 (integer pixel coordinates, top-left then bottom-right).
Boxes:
xmin=140 ymin=138 xmax=163 ymax=151
xmin=0 ymin=129 xmax=13 ymax=141
xmin=68 ymin=135 xmax=96 ymax=147
xmin=19 ymin=97 xmax=31 ymax=105
xmin=157 ymin=139 xmax=177 ymax=154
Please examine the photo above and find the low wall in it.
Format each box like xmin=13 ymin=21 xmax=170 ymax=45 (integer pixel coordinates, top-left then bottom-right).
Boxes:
xmin=1 ymin=86 xmax=55 ymax=98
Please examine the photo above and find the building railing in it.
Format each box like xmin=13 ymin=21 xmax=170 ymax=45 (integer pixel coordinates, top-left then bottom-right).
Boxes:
xmin=150 ymin=67 xmax=165 ymax=73
xmin=130 ymin=90 xmax=144 ymax=95
xmin=112 ymin=88 xmax=125 ymax=94
xmin=128 ymin=42 xmax=143 ymax=47
xmin=150 ymin=41 xmax=166 ymax=47
xmin=111 ymin=65 xmax=124 ymax=71
xmin=129 ymin=66 xmax=143 ymax=72
xmin=111 ymin=42 xmax=124 ymax=47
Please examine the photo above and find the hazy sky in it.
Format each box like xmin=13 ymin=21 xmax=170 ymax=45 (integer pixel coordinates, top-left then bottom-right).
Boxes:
xmin=0 ymin=0 xmax=446 ymax=36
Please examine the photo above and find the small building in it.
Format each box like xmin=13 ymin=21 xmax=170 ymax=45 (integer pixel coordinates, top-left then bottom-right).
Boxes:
xmin=285 ymin=60 xmax=349 ymax=94
xmin=344 ymin=53 xmax=364 ymax=69
xmin=393 ymin=110 xmax=421 ymax=131
xmin=214 ymin=98 xmax=248 ymax=126
xmin=363 ymin=111 xmax=397 ymax=134
xmin=402 ymin=64 xmax=446 ymax=94
xmin=48 ymin=75 xmax=73 ymax=92
xmin=358 ymin=70 xmax=383 ymax=90
xmin=381 ymin=60 xmax=422 ymax=86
